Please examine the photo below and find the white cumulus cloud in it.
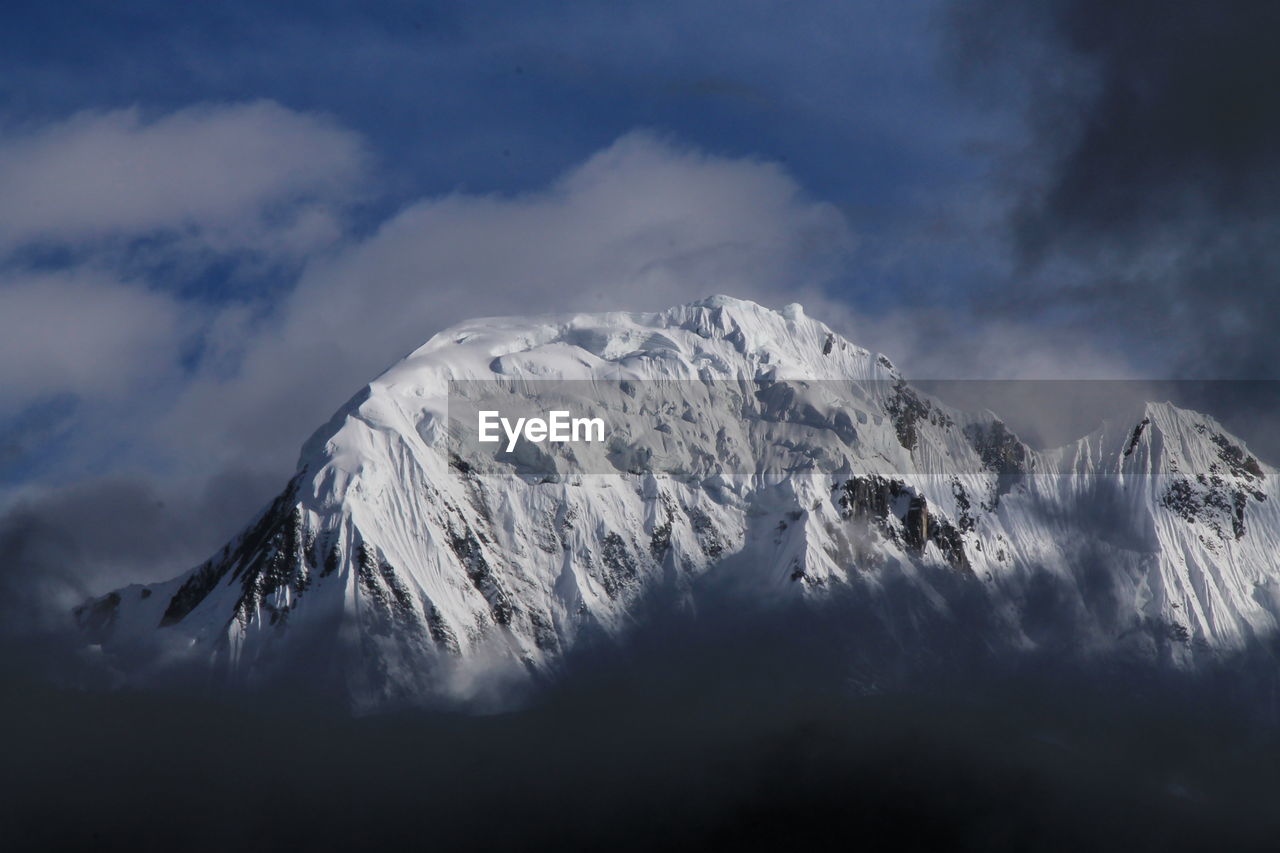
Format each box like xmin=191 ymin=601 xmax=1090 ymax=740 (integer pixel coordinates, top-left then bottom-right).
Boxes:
xmin=0 ymin=100 xmax=367 ymax=257
xmin=0 ymin=270 xmax=185 ymax=410
xmin=157 ymin=131 xmax=857 ymax=474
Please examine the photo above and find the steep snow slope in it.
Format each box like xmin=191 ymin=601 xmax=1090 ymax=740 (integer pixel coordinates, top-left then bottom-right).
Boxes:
xmin=76 ymin=297 xmax=1280 ymax=710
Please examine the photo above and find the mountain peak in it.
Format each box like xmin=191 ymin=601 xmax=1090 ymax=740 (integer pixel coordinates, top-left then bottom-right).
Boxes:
xmin=75 ymin=298 xmax=1280 ymax=711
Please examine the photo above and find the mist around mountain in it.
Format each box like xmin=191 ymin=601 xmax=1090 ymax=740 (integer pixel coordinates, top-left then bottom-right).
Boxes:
xmin=8 ymin=599 xmax=1280 ymax=852
xmin=7 ymin=296 xmax=1280 ymax=850
xmin=62 ymin=297 xmax=1280 ymax=713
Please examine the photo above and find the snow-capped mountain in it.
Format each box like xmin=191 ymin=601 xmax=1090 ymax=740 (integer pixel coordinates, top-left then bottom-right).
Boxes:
xmin=75 ymin=297 xmax=1280 ymax=710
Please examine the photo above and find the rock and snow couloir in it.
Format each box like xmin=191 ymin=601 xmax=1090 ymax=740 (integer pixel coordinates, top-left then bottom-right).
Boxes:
xmin=75 ymin=297 xmax=1280 ymax=710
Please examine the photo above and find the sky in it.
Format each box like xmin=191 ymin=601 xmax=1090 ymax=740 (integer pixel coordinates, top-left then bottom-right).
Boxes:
xmin=2 ymin=0 xmax=1279 ymax=612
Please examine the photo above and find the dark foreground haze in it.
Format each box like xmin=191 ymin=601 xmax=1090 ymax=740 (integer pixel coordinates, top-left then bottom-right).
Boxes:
xmin=7 ymin=596 xmax=1280 ymax=853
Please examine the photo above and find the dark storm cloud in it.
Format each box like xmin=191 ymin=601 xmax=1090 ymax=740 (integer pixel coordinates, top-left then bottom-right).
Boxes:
xmin=946 ymin=0 xmax=1280 ymax=377
xmin=0 ymin=466 xmax=283 ymax=686
xmin=0 ymin=469 xmax=280 ymax=626
xmin=10 ymin=574 xmax=1280 ymax=850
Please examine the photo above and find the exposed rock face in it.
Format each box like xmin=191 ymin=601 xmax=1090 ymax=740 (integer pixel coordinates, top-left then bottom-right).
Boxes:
xmin=75 ymin=297 xmax=1280 ymax=711
xmin=885 ymin=381 xmax=954 ymax=451
xmin=1158 ymin=425 xmax=1268 ymax=542
xmin=1124 ymin=417 xmax=1150 ymax=457
xmin=837 ymin=476 xmax=971 ymax=574
xmin=965 ymin=420 xmax=1031 ymax=509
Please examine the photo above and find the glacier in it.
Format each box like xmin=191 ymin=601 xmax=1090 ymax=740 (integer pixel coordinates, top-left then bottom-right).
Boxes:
xmin=74 ymin=296 xmax=1280 ymax=711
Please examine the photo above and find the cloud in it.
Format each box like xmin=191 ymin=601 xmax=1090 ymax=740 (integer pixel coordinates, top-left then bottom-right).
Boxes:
xmin=0 ymin=125 xmax=860 ymax=611
xmin=0 ymin=270 xmax=185 ymax=412
xmin=846 ymin=305 xmax=1136 ymax=381
xmin=943 ymin=0 xmax=1280 ymax=378
xmin=304 ymin=130 xmax=852 ymax=322
xmin=0 ymin=99 xmax=374 ymax=482
xmin=0 ymin=466 xmax=281 ymax=599
xmin=156 ymin=131 xmax=856 ymax=475
xmin=0 ymin=100 xmax=367 ymax=258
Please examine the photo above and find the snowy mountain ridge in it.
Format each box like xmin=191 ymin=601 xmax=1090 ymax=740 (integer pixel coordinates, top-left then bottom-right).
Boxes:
xmin=75 ymin=296 xmax=1280 ymax=710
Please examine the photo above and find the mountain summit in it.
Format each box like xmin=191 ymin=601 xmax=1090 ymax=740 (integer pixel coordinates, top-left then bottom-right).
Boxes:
xmin=76 ymin=297 xmax=1280 ymax=710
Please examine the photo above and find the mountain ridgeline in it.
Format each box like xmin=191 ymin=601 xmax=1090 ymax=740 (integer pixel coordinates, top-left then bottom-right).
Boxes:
xmin=75 ymin=297 xmax=1280 ymax=711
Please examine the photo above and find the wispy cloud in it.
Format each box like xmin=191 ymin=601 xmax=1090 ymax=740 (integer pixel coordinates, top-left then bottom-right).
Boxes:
xmin=0 ymin=270 xmax=185 ymax=412
xmin=157 ymin=130 xmax=859 ymax=477
xmin=942 ymin=0 xmax=1280 ymax=378
xmin=0 ymin=117 xmax=861 ymax=599
xmin=0 ymin=101 xmax=367 ymax=259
